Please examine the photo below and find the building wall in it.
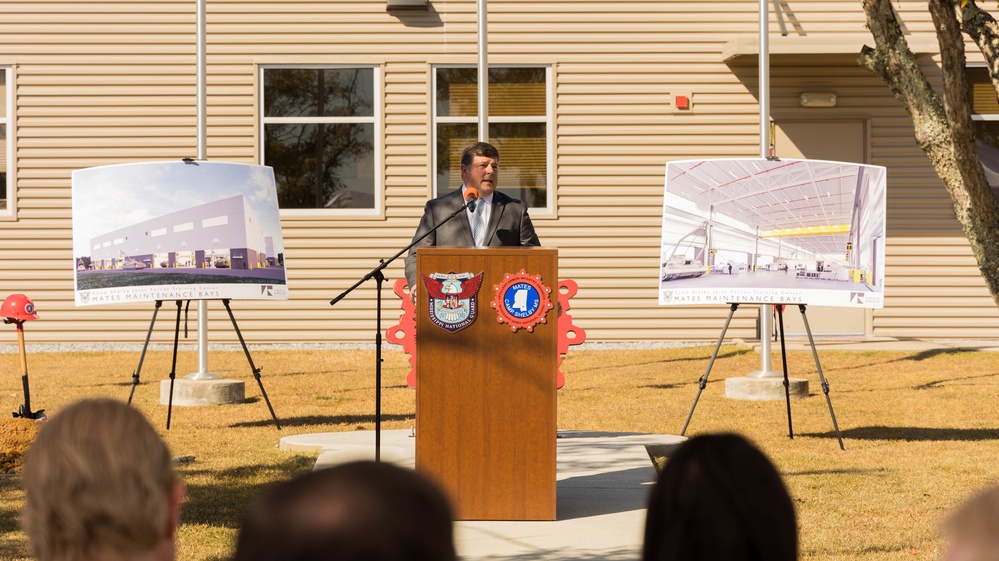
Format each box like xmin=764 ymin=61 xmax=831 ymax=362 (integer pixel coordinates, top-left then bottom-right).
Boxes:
xmin=0 ymin=0 xmax=996 ymax=344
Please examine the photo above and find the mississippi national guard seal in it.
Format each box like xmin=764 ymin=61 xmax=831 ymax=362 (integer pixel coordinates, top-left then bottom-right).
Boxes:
xmin=421 ymin=272 xmax=484 ymax=333
xmin=490 ymin=269 xmax=553 ymax=332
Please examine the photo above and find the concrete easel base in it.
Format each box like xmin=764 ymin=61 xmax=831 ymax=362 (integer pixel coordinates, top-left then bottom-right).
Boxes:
xmin=725 ymin=376 xmax=808 ymax=400
xmin=159 ymin=378 xmax=245 ymax=406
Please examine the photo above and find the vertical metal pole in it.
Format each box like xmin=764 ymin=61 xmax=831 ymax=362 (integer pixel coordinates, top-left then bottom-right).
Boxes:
xmin=197 ymin=0 xmax=206 ymax=161
xmin=751 ymin=0 xmax=779 ymax=378
xmin=477 ymin=0 xmax=488 ymax=141
xmin=759 ymin=0 xmax=770 ymax=162
xmin=194 ymin=0 xmax=214 ymax=378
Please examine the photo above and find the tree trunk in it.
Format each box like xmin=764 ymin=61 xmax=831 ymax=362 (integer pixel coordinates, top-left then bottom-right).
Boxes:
xmin=861 ymin=0 xmax=999 ymax=308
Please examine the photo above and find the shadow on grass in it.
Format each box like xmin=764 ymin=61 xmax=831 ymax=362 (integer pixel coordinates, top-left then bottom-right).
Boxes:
xmin=823 ymin=347 xmax=991 ymax=375
xmin=913 ymin=371 xmax=999 ymax=390
xmin=642 ymin=375 xmax=726 ymax=390
xmin=801 ymin=426 xmax=999 ymax=442
xmin=816 ymin=369 xmax=998 ymax=396
xmin=0 ymin=476 xmax=27 ymax=561
xmin=261 ymin=369 xmax=361 ymax=378
xmin=179 ymin=455 xmax=315 ymax=528
xmin=640 ymin=383 xmax=681 ymax=390
xmin=784 ymin=467 xmax=889 ymax=477
xmin=571 ymin=349 xmax=751 ymax=374
xmin=229 ymin=413 xmax=414 ymax=428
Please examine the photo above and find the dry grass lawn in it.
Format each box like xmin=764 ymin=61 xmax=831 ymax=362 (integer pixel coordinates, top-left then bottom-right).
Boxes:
xmin=0 ymin=344 xmax=998 ymax=561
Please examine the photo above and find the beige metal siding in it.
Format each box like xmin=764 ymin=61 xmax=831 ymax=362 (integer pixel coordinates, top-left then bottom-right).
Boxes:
xmin=2 ymin=2 xmax=198 ymax=344
xmin=0 ymin=0 xmax=996 ymax=345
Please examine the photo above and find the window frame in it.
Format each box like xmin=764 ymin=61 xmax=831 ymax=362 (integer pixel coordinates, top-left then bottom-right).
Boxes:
xmin=0 ymin=65 xmax=14 ymax=220
xmin=431 ymin=64 xmax=555 ymax=216
xmin=969 ymin=63 xmax=998 ymax=121
xmin=258 ymin=64 xmax=383 ymax=218
xmin=968 ymin=62 xmax=999 ymax=197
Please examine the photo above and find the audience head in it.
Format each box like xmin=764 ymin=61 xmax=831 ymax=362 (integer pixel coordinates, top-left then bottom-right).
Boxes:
xmin=642 ymin=432 xmax=797 ymax=561
xmin=232 ymin=460 xmax=456 ymax=561
xmin=942 ymin=484 xmax=999 ymax=561
xmin=21 ymin=398 xmax=183 ymax=561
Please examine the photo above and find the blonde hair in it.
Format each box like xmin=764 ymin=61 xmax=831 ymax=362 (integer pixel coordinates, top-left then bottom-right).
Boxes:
xmin=944 ymin=485 xmax=999 ymax=561
xmin=21 ymin=398 xmax=178 ymax=561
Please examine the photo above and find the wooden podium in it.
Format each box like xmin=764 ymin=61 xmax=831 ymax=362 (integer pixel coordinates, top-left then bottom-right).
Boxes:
xmin=415 ymin=247 xmax=557 ymax=521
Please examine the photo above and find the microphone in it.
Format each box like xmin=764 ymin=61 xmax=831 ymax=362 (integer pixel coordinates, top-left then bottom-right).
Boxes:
xmin=463 ymin=186 xmax=479 ymax=212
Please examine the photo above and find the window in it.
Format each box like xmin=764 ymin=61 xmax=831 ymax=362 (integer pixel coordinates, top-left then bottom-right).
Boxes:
xmin=261 ymin=66 xmax=380 ymax=214
xmin=434 ymin=66 xmax=552 ymax=212
xmin=1 ymin=66 xmax=11 ymax=217
xmin=968 ymin=65 xmax=999 ymax=196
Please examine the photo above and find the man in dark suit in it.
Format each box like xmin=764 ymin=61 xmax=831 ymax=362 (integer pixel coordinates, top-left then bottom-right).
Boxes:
xmin=404 ymin=141 xmax=541 ymax=290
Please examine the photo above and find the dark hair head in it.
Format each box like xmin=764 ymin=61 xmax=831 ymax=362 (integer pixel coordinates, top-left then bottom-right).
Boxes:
xmin=232 ymin=461 xmax=456 ymax=561
xmin=460 ymin=142 xmax=500 ymax=167
xmin=642 ymin=433 xmax=797 ymax=561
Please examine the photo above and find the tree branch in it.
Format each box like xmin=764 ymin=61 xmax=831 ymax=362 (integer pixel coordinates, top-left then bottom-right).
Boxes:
xmin=862 ymin=0 xmax=999 ymax=306
xmin=960 ymin=0 xmax=999 ymax=94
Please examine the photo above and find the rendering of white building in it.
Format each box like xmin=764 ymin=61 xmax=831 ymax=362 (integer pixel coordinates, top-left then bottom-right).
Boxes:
xmin=86 ymin=194 xmax=272 ymax=271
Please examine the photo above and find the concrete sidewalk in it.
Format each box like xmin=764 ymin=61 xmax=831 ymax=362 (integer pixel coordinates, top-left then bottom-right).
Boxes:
xmin=280 ymin=429 xmax=686 ymax=561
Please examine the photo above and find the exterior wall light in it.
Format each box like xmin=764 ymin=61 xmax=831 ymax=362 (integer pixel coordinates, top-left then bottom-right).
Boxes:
xmin=387 ymin=0 xmax=429 ymax=9
xmin=799 ymin=92 xmax=837 ymax=108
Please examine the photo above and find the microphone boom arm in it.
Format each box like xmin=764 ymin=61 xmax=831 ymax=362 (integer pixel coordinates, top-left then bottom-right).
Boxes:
xmin=327 ymin=195 xmax=475 ymax=463
xmin=329 ymin=197 xmax=473 ymax=306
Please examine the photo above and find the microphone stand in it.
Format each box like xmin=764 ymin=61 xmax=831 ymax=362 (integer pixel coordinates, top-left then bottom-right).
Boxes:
xmin=330 ymin=195 xmax=476 ymax=462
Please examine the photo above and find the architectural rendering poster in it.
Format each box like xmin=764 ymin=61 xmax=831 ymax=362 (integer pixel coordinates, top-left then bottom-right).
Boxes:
xmin=72 ymin=161 xmax=288 ymax=306
xmin=658 ymin=158 xmax=887 ymax=308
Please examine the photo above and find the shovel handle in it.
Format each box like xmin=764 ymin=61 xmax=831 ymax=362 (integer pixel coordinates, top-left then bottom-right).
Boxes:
xmin=13 ymin=321 xmax=35 ymax=417
xmin=16 ymin=323 xmax=28 ymax=376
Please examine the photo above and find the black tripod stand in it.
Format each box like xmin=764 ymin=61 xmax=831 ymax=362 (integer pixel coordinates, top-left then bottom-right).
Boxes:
xmin=331 ymin=195 xmax=477 ymax=462
xmin=680 ymin=302 xmax=845 ymax=450
xmin=127 ymin=298 xmax=281 ymax=430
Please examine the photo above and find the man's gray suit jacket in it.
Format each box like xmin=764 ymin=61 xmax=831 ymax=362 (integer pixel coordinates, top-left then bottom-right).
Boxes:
xmin=404 ymin=188 xmax=541 ymax=288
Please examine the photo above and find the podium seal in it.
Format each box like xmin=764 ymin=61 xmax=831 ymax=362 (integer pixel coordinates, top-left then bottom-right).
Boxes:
xmin=421 ymin=271 xmax=484 ymax=333
xmin=491 ymin=270 xmax=553 ymax=332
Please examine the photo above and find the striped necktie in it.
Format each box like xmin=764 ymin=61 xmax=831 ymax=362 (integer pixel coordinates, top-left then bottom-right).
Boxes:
xmin=471 ymin=201 xmax=486 ymax=247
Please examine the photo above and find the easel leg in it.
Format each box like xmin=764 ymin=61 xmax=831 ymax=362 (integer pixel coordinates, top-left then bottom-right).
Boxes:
xmin=222 ymin=299 xmax=281 ymax=430
xmin=128 ymin=300 xmax=162 ymax=405
xmin=775 ymin=305 xmax=794 ymax=439
xmin=681 ymin=303 xmax=739 ymax=435
xmin=18 ymin=328 xmax=32 ymax=416
xmin=166 ymin=300 xmax=182 ymax=430
xmin=798 ymin=305 xmax=845 ymax=450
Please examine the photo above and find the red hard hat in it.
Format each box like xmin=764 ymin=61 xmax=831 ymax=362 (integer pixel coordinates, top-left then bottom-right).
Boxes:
xmin=2 ymin=294 xmax=39 ymax=321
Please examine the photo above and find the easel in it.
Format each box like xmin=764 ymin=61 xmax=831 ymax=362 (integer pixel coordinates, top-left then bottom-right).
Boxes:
xmin=127 ymin=299 xmax=281 ymax=430
xmin=680 ymin=302 xmax=845 ymax=450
